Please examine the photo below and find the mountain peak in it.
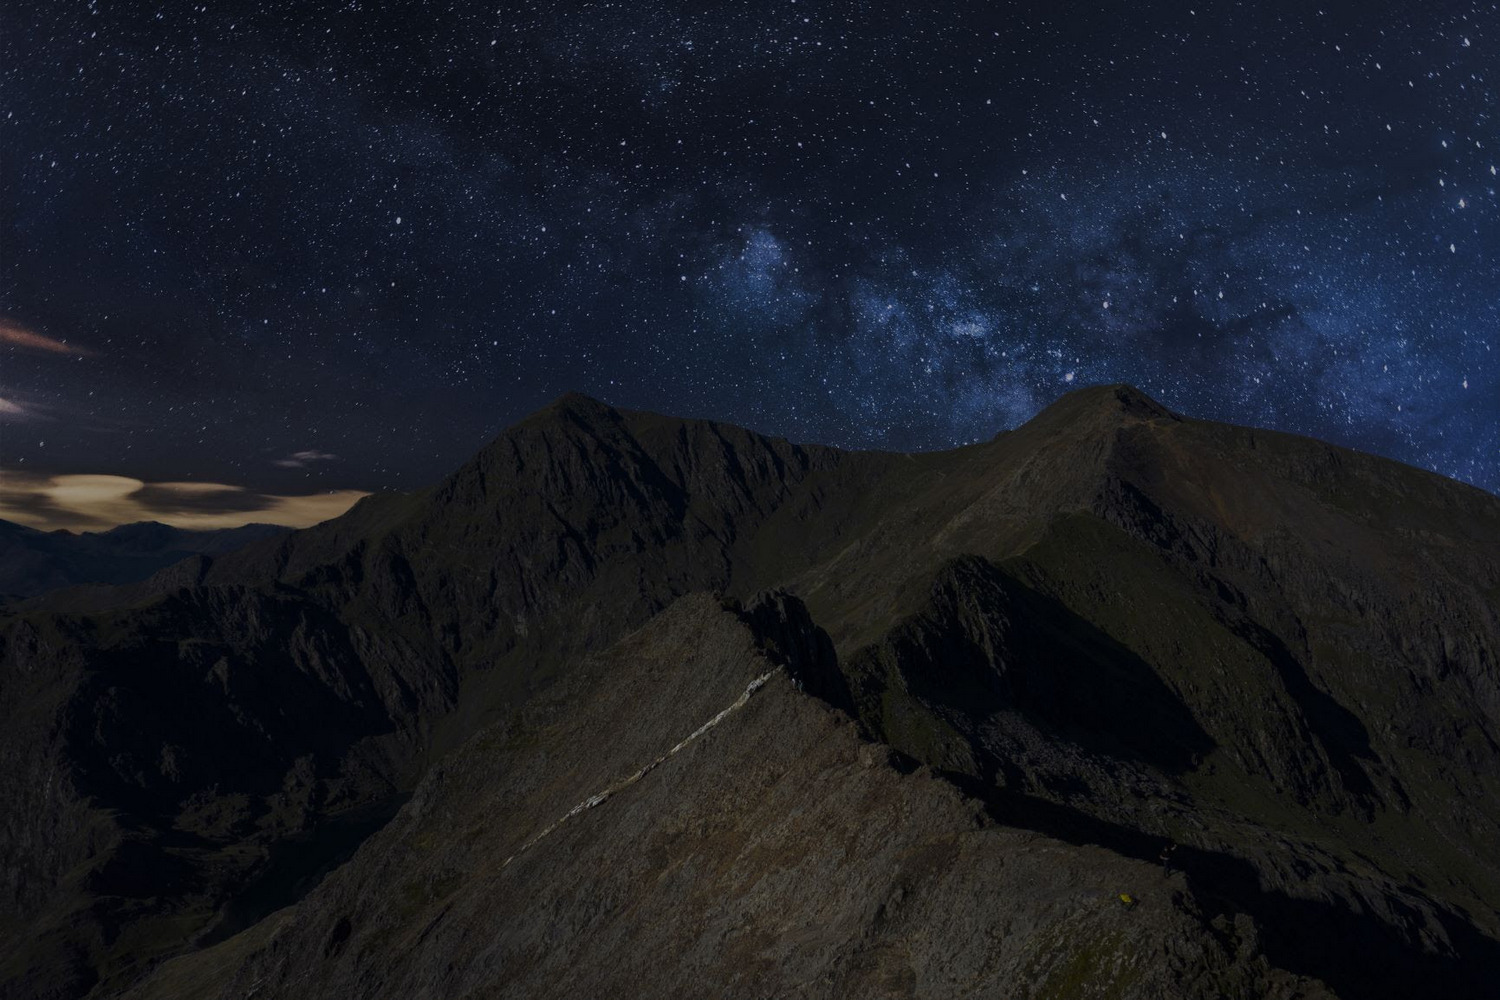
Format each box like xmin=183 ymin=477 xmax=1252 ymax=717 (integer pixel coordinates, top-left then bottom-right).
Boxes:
xmin=501 ymin=391 xmax=624 ymax=439
xmin=1009 ymin=382 xmax=1179 ymax=445
xmin=542 ymin=390 xmax=612 ymax=414
xmin=1047 ymin=382 xmax=1176 ymax=421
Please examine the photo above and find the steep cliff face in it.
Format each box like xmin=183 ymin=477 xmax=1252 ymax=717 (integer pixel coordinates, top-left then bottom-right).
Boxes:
xmin=3 ymin=385 xmax=1498 ymax=999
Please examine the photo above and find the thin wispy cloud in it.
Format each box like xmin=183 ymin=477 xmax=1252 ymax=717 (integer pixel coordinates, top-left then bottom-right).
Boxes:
xmin=0 ymin=319 xmax=96 ymax=357
xmin=0 ymin=394 xmax=63 ymax=422
xmin=274 ymin=449 xmax=339 ymax=468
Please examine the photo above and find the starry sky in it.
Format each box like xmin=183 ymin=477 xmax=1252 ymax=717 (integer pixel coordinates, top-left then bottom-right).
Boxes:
xmin=3 ymin=1 xmax=1497 ymax=528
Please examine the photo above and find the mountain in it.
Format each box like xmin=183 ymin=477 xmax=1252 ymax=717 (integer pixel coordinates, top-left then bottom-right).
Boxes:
xmin=2 ymin=385 xmax=1497 ymax=999
xmin=0 ymin=520 xmax=291 ymax=598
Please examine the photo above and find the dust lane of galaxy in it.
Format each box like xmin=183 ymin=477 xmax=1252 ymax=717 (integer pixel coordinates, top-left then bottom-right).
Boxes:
xmin=2 ymin=0 xmax=1496 ymax=521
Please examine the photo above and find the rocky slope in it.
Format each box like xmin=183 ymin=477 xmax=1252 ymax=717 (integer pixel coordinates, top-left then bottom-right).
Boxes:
xmin=128 ymin=594 xmax=1333 ymax=1000
xmin=2 ymin=385 xmax=1497 ymax=999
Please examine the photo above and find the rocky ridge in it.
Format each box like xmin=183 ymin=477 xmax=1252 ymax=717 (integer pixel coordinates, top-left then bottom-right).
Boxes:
xmin=2 ymin=385 xmax=1497 ymax=999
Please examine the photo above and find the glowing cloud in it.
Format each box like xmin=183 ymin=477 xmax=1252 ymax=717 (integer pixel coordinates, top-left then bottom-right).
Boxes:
xmin=0 ymin=469 xmax=368 ymax=531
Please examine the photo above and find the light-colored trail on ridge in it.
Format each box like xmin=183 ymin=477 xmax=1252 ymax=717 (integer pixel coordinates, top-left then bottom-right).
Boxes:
xmin=499 ymin=667 xmax=782 ymax=868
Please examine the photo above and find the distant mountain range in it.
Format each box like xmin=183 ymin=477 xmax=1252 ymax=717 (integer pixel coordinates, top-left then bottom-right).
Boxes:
xmin=2 ymin=385 xmax=1497 ymax=999
xmin=0 ymin=519 xmax=291 ymax=598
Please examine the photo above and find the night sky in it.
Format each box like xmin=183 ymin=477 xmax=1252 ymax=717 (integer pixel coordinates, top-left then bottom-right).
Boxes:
xmin=3 ymin=1 xmax=1497 ymax=528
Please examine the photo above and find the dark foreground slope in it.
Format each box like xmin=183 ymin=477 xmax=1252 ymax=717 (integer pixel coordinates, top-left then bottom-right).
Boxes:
xmin=3 ymin=386 xmax=1498 ymax=999
xmin=130 ymin=594 xmax=1333 ymax=1000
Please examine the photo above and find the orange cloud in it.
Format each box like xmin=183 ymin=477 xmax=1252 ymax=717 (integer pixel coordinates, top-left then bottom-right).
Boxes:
xmin=0 ymin=319 xmax=96 ymax=357
xmin=0 ymin=469 xmax=368 ymax=531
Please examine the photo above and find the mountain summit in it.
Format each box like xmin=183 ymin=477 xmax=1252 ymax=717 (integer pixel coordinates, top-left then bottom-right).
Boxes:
xmin=3 ymin=386 xmax=1498 ymax=999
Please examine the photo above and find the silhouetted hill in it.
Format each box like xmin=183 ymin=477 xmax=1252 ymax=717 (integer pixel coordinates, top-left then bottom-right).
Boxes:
xmin=2 ymin=385 xmax=1497 ymax=999
xmin=0 ymin=519 xmax=289 ymax=598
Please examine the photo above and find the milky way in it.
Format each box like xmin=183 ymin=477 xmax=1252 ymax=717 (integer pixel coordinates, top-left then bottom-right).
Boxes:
xmin=3 ymin=1 xmax=1497 ymax=505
